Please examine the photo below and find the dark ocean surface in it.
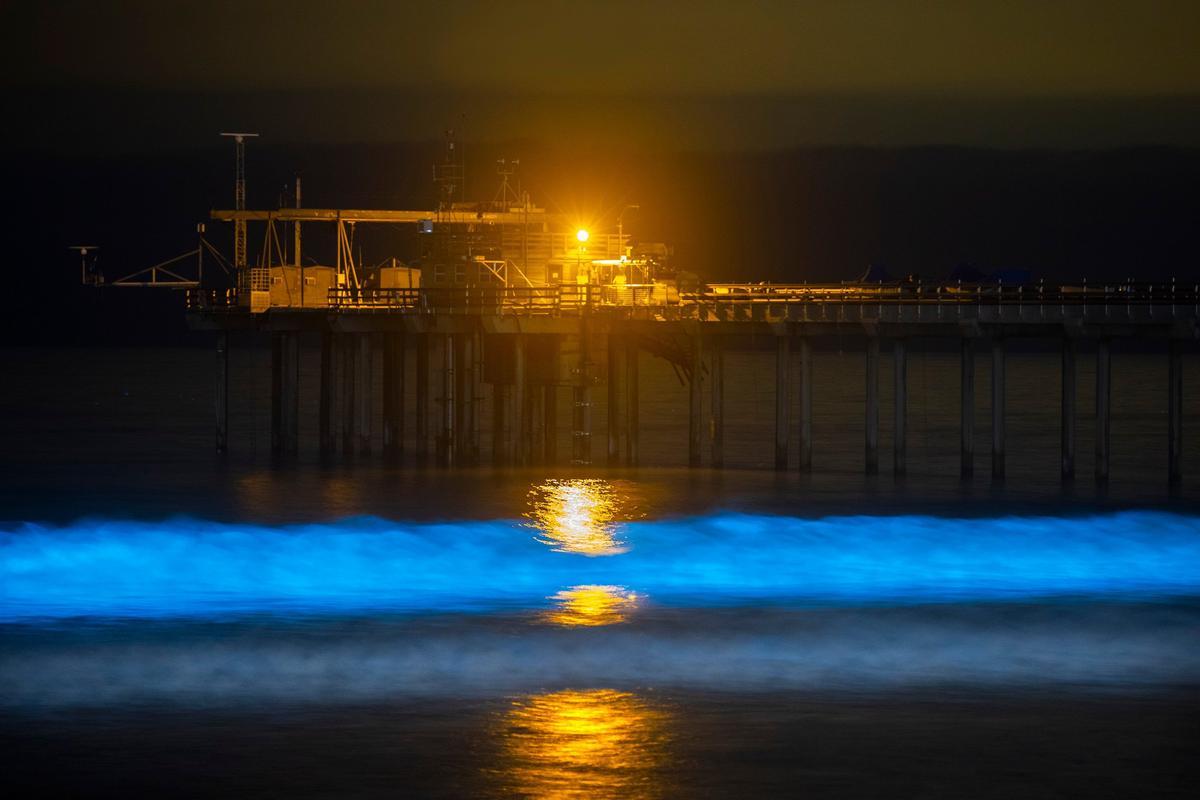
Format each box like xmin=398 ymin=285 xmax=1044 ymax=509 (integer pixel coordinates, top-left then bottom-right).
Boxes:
xmin=2 ymin=344 xmax=1199 ymax=798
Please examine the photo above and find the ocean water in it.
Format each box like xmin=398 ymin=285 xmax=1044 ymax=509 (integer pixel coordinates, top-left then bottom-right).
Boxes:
xmin=2 ymin=345 xmax=1199 ymax=797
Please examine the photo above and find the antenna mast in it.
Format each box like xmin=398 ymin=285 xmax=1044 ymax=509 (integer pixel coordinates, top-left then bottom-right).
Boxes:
xmin=220 ymin=132 xmax=259 ymax=276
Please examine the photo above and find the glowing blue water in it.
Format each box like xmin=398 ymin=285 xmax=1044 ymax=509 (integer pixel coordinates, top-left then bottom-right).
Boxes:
xmin=3 ymin=511 xmax=1199 ymax=620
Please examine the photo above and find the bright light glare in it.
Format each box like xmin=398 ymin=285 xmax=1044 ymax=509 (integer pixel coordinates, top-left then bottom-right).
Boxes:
xmin=576 ymin=229 xmax=589 ymax=243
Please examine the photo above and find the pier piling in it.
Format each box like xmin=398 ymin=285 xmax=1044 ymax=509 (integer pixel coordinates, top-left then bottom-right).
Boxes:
xmin=865 ymin=335 xmax=879 ymax=474
xmin=341 ymin=334 xmax=356 ymax=457
xmin=710 ymin=336 xmax=725 ymax=468
xmin=356 ymin=334 xmax=372 ymax=455
xmin=382 ymin=333 xmax=404 ymax=460
xmin=440 ymin=334 xmax=455 ymax=466
xmin=544 ymin=384 xmax=557 ymax=464
xmin=690 ymin=333 xmax=703 ymax=467
xmin=1061 ymin=337 xmax=1076 ymax=480
xmin=625 ymin=339 xmax=639 ymax=466
xmin=1169 ymin=340 xmax=1183 ymax=484
xmin=514 ymin=335 xmax=527 ymax=465
xmin=797 ymin=337 xmax=812 ymax=471
xmin=415 ymin=333 xmax=429 ymax=464
xmin=894 ymin=338 xmax=907 ymax=477
xmin=215 ymin=331 xmax=229 ymax=455
xmin=608 ymin=335 xmax=621 ymax=465
xmin=960 ymin=338 xmax=974 ymax=477
xmin=775 ymin=335 xmax=790 ymax=470
xmin=991 ymin=337 xmax=1006 ymax=482
xmin=319 ymin=331 xmax=334 ymax=457
xmin=1096 ymin=338 xmax=1111 ymax=483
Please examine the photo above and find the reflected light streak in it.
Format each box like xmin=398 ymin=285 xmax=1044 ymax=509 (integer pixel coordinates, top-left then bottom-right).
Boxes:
xmin=496 ymin=689 xmax=671 ymax=799
xmin=526 ymin=479 xmax=626 ymax=556
xmin=542 ymin=585 xmax=639 ymax=627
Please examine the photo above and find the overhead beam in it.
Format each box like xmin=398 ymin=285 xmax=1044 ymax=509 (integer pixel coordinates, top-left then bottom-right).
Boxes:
xmin=211 ymin=208 xmax=563 ymax=224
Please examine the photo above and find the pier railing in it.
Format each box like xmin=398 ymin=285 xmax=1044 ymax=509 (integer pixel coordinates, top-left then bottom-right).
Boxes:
xmin=188 ymin=281 xmax=1200 ymax=316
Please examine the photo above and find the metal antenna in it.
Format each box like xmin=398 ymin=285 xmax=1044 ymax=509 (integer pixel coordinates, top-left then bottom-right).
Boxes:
xmin=220 ymin=132 xmax=259 ymax=272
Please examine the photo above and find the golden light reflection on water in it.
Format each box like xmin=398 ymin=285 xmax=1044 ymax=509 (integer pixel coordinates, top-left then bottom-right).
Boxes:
xmin=526 ymin=479 xmax=629 ymax=556
xmin=495 ymin=689 xmax=672 ymax=800
xmin=542 ymin=585 xmax=640 ymax=627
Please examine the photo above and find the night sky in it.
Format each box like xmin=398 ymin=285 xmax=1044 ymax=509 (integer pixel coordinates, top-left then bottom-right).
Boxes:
xmin=2 ymin=1 xmax=1198 ymax=342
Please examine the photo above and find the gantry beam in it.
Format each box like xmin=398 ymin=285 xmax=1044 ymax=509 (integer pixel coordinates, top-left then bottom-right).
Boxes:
xmin=211 ymin=208 xmax=562 ymax=224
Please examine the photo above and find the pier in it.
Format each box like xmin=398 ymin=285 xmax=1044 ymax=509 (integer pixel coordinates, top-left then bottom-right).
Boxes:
xmin=189 ymin=280 xmax=1199 ymax=484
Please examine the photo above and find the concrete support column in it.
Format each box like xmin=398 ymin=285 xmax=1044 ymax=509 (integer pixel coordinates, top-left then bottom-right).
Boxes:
xmin=893 ymin=338 xmax=907 ymax=477
xmin=544 ymin=384 xmax=557 ymax=465
xmin=356 ymin=334 xmax=372 ymax=456
xmin=865 ymin=335 xmax=879 ymax=475
xmin=689 ymin=333 xmax=703 ymax=468
xmin=607 ymin=334 xmax=621 ymax=465
xmin=382 ymin=333 xmax=405 ymax=461
xmin=710 ymin=336 xmax=725 ymax=469
xmin=1169 ymin=340 xmax=1183 ymax=485
xmin=319 ymin=331 xmax=335 ymax=458
xmin=960 ymin=338 xmax=974 ymax=478
xmin=1096 ymin=338 xmax=1111 ymax=483
xmin=991 ymin=337 xmax=1006 ymax=482
xmin=797 ymin=337 xmax=812 ymax=472
xmin=514 ymin=334 xmax=527 ymax=466
xmin=215 ymin=331 xmax=229 ymax=455
xmin=625 ymin=339 xmax=639 ymax=466
xmin=775 ymin=335 xmax=791 ymax=470
xmin=440 ymin=334 xmax=455 ymax=467
xmin=1061 ymin=337 xmax=1076 ymax=481
xmin=415 ymin=333 xmax=429 ymax=464
xmin=341 ymin=334 xmax=356 ymax=458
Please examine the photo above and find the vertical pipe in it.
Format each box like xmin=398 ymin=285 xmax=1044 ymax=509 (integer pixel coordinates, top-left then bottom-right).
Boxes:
xmin=215 ymin=331 xmax=229 ymax=455
xmin=357 ymin=333 xmax=372 ymax=456
xmin=625 ymin=338 xmax=639 ymax=466
xmin=991 ymin=336 xmax=1006 ymax=482
xmin=544 ymin=384 xmax=557 ymax=465
xmin=710 ymin=336 xmax=724 ymax=469
xmin=960 ymin=337 xmax=974 ymax=478
xmin=320 ymin=331 xmax=335 ymax=458
xmin=341 ymin=334 xmax=356 ymax=458
xmin=514 ymin=335 xmax=527 ymax=465
xmin=689 ymin=333 xmax=703 ymax=467
xmin=441 ymin=334 xmax=455 ymax=467
xmin=1061 ymin=336 xmax=1076 ymax=480
xmin=893 ymin=338 xmax=907 ymax=477
xmin=797 ymin=336 xmax=812 ymax=471
xmin=1096 ymin=338 xmax=1111 ymax=483
xmin=607 ymin=334 xmax=621 ymax=465
xmin=271 ymin=332 xmax=283 ymax=456
xmin=775 ymin=335 xmax=790 ymax=470
xmin=1169 ymin=340 xmax=1183 ymax=485
xmin=865 ymin=335 xmax=879 ymax=474
xmin=415 ymin=333 xmax=429 ymax=464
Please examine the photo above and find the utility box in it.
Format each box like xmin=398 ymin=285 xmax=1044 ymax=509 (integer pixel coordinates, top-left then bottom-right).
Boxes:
xmin=268 ymin=266 xmax=336 ymax=308
xmin=379 ymin=266 xmax=421 ymax=289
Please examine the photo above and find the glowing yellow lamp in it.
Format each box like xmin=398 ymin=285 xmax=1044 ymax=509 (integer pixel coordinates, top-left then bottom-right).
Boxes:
xmin=576 ymin=229 xmax=589 ymax=243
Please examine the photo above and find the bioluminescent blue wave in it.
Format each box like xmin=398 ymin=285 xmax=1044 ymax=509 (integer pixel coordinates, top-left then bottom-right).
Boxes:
xmin=2 ymin=511 xmax=1199 ymax=620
